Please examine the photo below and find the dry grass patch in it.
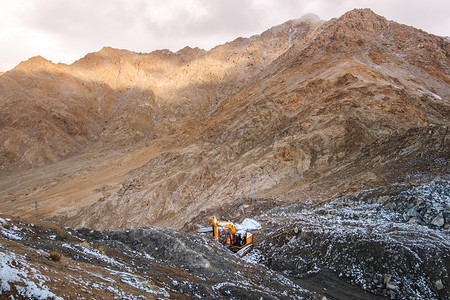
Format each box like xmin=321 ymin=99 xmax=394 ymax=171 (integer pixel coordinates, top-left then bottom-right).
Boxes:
xmin=49 ymin=251 xmax=62 ymax=262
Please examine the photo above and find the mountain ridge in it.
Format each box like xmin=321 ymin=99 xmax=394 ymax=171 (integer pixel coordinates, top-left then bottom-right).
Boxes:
xmin=0 ymin=9 xmax=448 ymax=231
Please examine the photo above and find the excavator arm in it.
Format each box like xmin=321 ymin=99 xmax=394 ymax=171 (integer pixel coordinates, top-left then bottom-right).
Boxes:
xmin=212 ymin=216 xmax=236 ymax=244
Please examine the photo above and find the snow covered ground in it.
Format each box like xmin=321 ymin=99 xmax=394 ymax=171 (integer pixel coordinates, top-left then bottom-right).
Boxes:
xmin=0 ymin=251 xmax=63 ymax=300
xmin=257 ymin=180 xmax=449 ymax=299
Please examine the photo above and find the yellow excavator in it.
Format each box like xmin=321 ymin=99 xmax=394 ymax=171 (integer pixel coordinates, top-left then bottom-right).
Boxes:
xmin=211 ymin=216 xmax=253 ymax=256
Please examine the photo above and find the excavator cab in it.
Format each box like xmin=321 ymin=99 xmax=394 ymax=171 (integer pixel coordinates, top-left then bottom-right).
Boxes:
xmin=212 ymin=216 xmax=253 ymax=255
xmin=233 ymin=230 xmax=248 ymax=247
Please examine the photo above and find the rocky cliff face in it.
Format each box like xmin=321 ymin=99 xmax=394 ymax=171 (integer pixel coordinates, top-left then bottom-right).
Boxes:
xmin=0 ymin=9 xmax=448 ymax=231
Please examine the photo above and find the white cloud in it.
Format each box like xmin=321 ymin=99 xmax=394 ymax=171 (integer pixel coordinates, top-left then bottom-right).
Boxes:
xmin=0 ymin=0 xmax=449 ymax=71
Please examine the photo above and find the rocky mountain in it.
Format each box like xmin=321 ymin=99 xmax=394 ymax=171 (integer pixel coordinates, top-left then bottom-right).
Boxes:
xmin=0 ymin=8 xmax=449 ymax=299
xmin=0 ymin=9 xmax=448 ymax=230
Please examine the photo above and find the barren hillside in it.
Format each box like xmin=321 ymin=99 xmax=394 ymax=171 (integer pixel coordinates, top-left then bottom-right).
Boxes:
xmin=0 ymin=8 xmax=448 ymax=231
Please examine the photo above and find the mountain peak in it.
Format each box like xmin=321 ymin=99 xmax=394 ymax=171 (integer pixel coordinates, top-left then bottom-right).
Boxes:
xmin=26 ymin=55 xmax=52 ymax=63
xmin=265 ymin=13 xmax=323 ymax=35
xmin=13 ymin=55 xmax=57 ymax=73
xmin=97 ymin=46 xmax=134 ymax=57
xmin=343 ymin=8 xmax=378 ymax=17
xmin=295 ymin=13 xmax=322 ymax=24
xmin=336 ymin=8 xmax=389 ymax=32
xmin=257 ymin=13 xmax=323 ymax=46
xmin=176 ymin=46 xmax=205 ymax=56
xmin=99 ymin=46 xmax=116 ymax=54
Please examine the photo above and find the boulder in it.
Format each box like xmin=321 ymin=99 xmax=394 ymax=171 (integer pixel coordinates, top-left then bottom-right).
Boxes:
xmin=386 ymin=282 xmax=399 ymax=292
xmin=435 ymin=279 xmax=444 ymax=290
xmin=431 ymin=215 xmax=445 ymax=227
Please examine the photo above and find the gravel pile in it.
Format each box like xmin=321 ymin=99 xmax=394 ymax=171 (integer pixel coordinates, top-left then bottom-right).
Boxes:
xmin=379 ymin=180 xmax=449 ymax=229
xmin=258 ymin=180 xmax=449 ymax=299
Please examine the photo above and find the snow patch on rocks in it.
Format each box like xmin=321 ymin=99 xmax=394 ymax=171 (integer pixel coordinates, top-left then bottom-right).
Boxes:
xmin=259 ymin=180 xmax=450 ymax=299
xmin=0 ymin=252 xmax=63 ymax=299
xmin=236 ymin=218 xmax=262 ymax=231
xmin=0 ymin=217 xmax=23 ymax=240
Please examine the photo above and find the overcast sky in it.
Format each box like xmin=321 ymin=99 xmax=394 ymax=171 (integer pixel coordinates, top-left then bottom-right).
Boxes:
xmin=1 ymin=0 xmax=449 ymax=71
